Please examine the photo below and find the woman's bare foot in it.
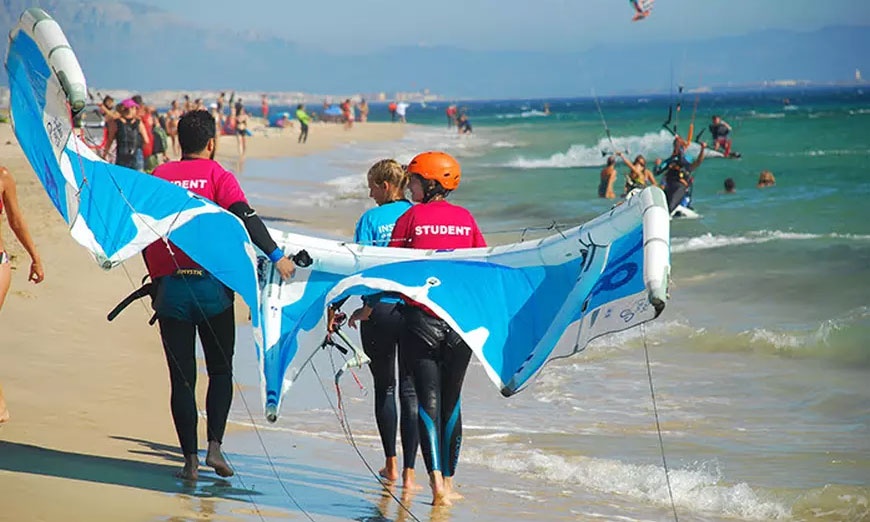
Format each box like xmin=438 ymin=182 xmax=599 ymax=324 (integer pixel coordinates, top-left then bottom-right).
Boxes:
xmin=206 ymin=442 xmax=234 ymax=477
xmin=401 ymin=468 xmax=423 ymax=491
xmin=176 ymin=454 xmax=199 ymax=481
xmin=444 ymin=476 xmax=464 ymax=500
xmin=428 ymin=471 xmax=452 ymax=506
xmin=379 ymin=456 xmax=399 ymax=481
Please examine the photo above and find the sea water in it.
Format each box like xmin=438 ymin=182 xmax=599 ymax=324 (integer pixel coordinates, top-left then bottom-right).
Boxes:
xmin=220 ymin=88 xmax=869 ymax=521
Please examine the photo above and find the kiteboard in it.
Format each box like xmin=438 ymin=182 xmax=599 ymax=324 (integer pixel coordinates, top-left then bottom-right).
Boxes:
xmin=671 ymin=205 xmax=701 ymax=220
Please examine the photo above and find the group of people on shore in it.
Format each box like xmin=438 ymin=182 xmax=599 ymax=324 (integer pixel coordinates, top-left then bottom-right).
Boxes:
xmin=91 ymin=92 xmax=317 ymax=169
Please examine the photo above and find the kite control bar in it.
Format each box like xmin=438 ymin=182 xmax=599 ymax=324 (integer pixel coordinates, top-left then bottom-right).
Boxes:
xmin=325 ymin=311 xmax=371 ymax=384
xmin=290 ymin=249 xmax=312 ymax=268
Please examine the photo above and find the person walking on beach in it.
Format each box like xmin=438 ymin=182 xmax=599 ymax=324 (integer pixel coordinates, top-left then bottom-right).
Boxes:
xmin=0 ymin=166 xmax=45 ymax=423
xmin=260 ymin=94 xmax=269 ymax=120
xmin=352 ymin=151 xmax=486 ymax=506
xmin=343 ymin=159 xmax=420 ymax=490
xmin=296 ymin=104 xmax=311 ymax=144
xmin=359 ymin=99 xmax=370 ymax=123
xmin=166 ymin=100 xmax=183 ymax=158
xmin=144 ymin=110 xmax=296 ymax=480
xmin=235 ymin=106 xmax=249 ymax=160
xmin=104 ymin=98 xmax=150 ymax=171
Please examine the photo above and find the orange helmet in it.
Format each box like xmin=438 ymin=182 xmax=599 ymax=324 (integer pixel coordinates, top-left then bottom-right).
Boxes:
xmin=406 ymin=151 xmax=461 ymax=191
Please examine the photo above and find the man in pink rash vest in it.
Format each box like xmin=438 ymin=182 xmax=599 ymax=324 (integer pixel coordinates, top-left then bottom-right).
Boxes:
xmin=143 ymin=109 xmax=294 ymax=482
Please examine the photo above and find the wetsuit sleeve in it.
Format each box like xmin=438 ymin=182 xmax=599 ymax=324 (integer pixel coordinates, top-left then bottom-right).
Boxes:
xmin=389 ymin=211 xmax=412 ymax=248
xmin=227 ymin=201 xmax=282 ymax=261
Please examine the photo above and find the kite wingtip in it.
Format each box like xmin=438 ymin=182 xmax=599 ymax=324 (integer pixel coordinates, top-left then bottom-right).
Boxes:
xmin=265 ymin=403 xmax=278 ymax=423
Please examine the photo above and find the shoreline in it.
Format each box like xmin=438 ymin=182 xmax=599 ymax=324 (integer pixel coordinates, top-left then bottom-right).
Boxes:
xmin=0 ymin=121 xmax=410 ymax=521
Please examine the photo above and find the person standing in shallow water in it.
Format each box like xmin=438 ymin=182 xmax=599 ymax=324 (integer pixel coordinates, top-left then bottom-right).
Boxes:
xmin=0 ymin=166 xmax=45 ymax=423
xmin=599 ymin=156 xmax=617 ymax=199
xmin=143 ymin=110 xmax=295 ymax=480
xmin=344 ymin=159 xmax=420 ymax=490
xmin=352 ymin=151 xmax=486 ymax=506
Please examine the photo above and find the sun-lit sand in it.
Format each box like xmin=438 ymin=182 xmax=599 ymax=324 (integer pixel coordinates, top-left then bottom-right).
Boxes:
xmin=0 ymin=121 xmax=403 ymax=521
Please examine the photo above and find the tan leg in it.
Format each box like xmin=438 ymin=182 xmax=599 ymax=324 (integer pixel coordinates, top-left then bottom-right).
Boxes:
xmin=0 ymin=382 xmax=9 ymax=423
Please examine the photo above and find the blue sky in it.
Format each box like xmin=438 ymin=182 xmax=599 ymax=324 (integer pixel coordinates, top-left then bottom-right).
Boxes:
xmin=119 ymin=0 xmax=869 ymax=53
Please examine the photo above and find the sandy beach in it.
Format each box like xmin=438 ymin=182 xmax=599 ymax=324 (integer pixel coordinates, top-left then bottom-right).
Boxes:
xmin=0 ymin=121 xmax=412 ymax=522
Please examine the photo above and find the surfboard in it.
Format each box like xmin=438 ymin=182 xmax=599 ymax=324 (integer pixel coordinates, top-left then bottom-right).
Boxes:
xmin=671 ymin=205 xmax=701 ymax=220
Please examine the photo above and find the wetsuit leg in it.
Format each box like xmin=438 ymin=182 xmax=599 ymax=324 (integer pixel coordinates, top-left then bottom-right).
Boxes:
xmin=396 ymin=326 xmax=419 ymax=470
xmin=404 ymin=327 xmax=442 ymax=474
xmin=401 ymin=307 xmax=465 ymax=475
xmin=363 ymin=303 xmax=419 ymax=469
xmin=440 ymin=330 xmax=472 ymax=477
xmin=197 ymin=304 xmax=235 ymax=445
xmin=665 ymin=183 xmax=688 ymax=213
xmin=157 ymin=316 xmax=200 ymax=456
xmin=360 ymin=303 xmax=399 ymax=460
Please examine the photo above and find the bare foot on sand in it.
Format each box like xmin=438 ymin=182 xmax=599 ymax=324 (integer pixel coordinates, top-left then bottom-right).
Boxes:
xmin=444 ymin=477 xmax=464 ymax=500
xmin=429 ymin=471 xmax=452 ymax=507
xmin=176 ymin=454 xmax=199 ymax=481
xmin=379 ymin=456 xmax=399 ymax=481
xmin=402 ymin=468 xmax=424 ymax=491
xmin=206 ymin=442 xmax=234 ymax=477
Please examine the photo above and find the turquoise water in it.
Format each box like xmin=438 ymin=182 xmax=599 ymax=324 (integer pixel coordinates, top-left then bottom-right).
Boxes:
xmin=232 ymin=88 xmax=870 ymax=521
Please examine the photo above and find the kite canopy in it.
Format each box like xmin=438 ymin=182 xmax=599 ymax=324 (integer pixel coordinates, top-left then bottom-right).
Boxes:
xmin=5 ymin=8 xmax=263 ymax=326
xmin=256 ymin=186 xmax=670 ymax=419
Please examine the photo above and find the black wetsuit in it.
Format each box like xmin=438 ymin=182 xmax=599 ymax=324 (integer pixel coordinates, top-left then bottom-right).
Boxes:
xmin=155 ymin=289 xmax=235 ymax=456
xmin=360 ymin=303 xmax=419 ymax=469
xmin=145 ymin=158 xmax=283 ymax=459
xmin=657 ymin=154 xmax=694 ymax=212
xmin=400 ymin=305 xmax=472 ymax=477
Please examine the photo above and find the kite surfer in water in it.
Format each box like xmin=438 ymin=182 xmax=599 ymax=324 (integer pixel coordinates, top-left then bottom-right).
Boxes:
xmin=630 ymin=0 xmax=653 ymax=21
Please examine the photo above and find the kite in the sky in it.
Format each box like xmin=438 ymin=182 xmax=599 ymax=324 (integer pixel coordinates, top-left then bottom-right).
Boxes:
xmin=630 ymin=0 xmax=654 ymax=21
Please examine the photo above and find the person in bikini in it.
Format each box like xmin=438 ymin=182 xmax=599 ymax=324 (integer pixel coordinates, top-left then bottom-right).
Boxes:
xmin=0 ymin=166 xmax=45 ymax=423
xmin=615 ymin=151 xmax=657 ymax=197
xmin=351 ymin=151 xmax=486 ymax=506
xmin=166 ymin=100 xmax=183 ymax=158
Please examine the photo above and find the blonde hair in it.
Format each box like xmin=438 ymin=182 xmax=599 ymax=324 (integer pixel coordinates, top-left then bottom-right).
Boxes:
xmin=758 ymin=170 xmax=776 ymax=186
xmin=367 ymin=159 xmax=408 ymax=191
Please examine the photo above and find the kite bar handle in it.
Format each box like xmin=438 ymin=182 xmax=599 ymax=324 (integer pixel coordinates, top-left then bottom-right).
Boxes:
xmin=290 ymin=249 xmax=312 ymax=267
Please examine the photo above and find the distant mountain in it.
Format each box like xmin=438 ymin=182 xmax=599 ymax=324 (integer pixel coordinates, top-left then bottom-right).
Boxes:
xmin=2 ymin=0 xmax=869 ymax=98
